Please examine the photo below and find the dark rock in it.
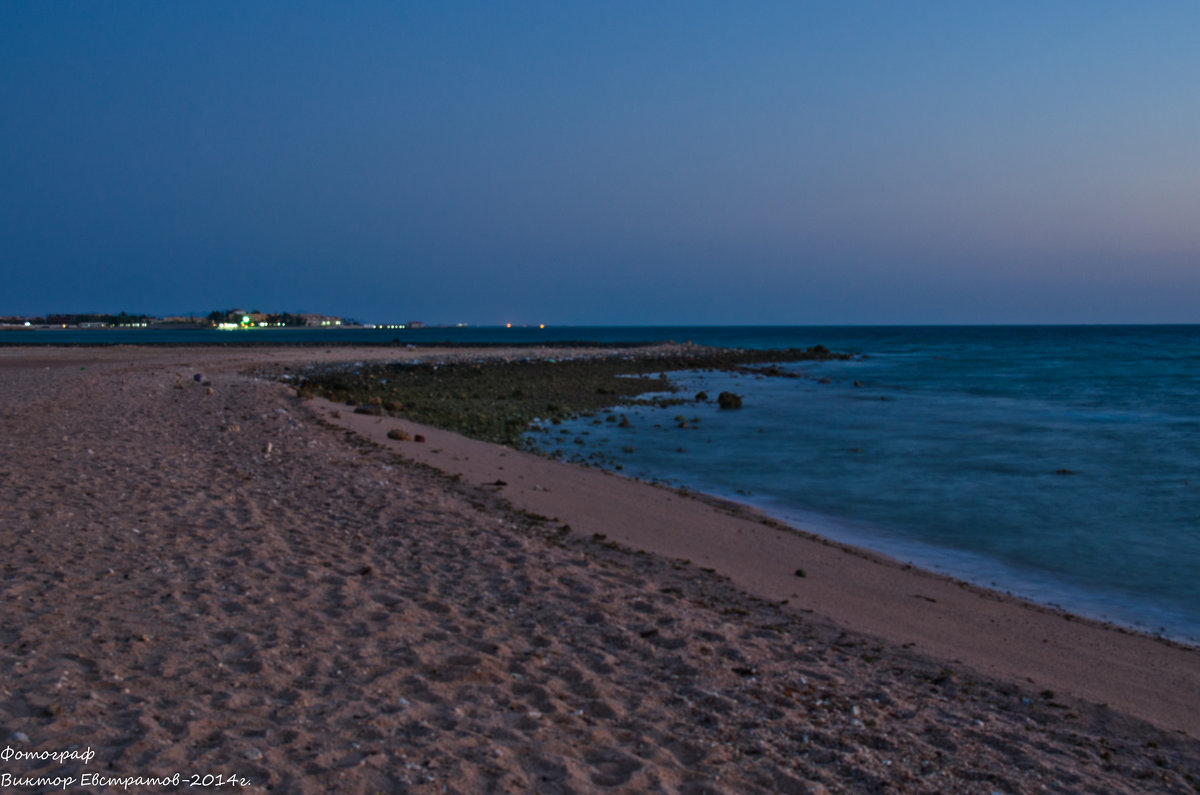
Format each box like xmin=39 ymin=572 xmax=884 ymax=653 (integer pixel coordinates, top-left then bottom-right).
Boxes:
xmin=695 ymin=391 xmax=708 ymax=401
xmin=717 ymin=392 xmax=743 ymax=409
xmin=387 ymin=428 xmax=412 ymax=441
xmin=355 ymin=405 xmax=384 ymax=416
xmin=299 ymin=343 xmax=852 ymax=448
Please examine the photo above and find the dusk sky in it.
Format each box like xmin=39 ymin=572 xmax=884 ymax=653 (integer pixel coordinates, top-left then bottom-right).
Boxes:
xmin=3 ymin=2 xmax=1199 ymax=325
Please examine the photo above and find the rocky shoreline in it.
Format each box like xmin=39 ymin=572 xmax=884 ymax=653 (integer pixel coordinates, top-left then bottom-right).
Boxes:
xmin=1 ymin=345 xmax=1197 ymax=793
xmin=288 ymin=342 xmax=848 ymax=447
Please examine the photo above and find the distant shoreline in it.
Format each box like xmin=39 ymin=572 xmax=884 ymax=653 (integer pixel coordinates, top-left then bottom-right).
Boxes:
xmin=0 ymin=338 xmax=672 ymax=349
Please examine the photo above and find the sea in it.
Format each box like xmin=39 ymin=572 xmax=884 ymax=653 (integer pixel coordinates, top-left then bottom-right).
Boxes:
xmin=6 ymin=324 xmax=1198 ymax=643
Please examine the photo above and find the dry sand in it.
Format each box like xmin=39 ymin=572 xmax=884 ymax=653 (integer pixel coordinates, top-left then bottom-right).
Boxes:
xmin=1 ymin=345 xmax=1198 ymax=793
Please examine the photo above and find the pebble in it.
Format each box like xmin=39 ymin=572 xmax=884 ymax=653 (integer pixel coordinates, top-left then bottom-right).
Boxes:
xmin=12 ymin=731 xmax=29 ymax=743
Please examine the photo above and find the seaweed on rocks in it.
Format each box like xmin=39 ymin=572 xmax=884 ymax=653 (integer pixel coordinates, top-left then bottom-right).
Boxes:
xmin=294 ymin=345 xmax=849 ymax=448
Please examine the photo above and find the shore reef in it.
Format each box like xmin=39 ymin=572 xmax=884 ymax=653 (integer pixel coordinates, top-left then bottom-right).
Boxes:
xmin=1 ymin=344 xmax=1198 ymax=793
xmin=291 ymin=342 xmax=847 ymax=447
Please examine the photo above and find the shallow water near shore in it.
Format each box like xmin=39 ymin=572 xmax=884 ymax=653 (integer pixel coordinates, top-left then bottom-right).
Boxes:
xmin=11 ymin=322 xmax=1198 ymax=642
xmin=526 ymin=326 xmax=1200 ymax=644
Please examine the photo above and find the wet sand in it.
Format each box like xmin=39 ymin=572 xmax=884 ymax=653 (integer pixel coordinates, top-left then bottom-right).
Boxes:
xmin=1 ymin=345 xmax=1197 ymax=793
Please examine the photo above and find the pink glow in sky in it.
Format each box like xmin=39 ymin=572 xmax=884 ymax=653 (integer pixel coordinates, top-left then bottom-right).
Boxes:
xmin=2 ymin=2 xmax=1198 ymax=325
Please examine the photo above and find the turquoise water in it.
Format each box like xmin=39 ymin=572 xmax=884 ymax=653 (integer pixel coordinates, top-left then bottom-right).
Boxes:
xmin=9 ymin=324 xmax=1198 ymax=642
xmin=523 ymin=326 xmax=1200 ymax=644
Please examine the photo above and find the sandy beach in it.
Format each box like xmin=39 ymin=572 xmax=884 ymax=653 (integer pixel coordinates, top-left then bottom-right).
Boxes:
xmin=2 ymin=344 xmax=1198 ymax=793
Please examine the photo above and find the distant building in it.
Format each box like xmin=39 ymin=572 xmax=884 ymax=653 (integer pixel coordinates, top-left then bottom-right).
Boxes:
xmin=298 ymin=314 xmax=344 ymax=327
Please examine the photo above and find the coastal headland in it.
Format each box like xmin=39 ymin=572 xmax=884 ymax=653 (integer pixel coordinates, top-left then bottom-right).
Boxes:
xmin=1 ymin=344 xmax=1197 ymax=792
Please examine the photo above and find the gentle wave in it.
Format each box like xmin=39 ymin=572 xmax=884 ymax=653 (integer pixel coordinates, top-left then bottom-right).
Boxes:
xmin=526 ymin=326 xmax=1200 ymax=644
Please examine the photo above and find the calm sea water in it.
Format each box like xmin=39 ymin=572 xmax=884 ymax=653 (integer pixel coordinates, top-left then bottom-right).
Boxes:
xmin=8 ymin=324 xmax=1198 ymax=642
xmin=520 ymin=325 xmax=1198 ymax=644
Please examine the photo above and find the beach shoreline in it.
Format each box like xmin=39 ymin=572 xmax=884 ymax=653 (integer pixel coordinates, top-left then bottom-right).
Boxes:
xmin=316 ymin=393 xmax=1200 ymax=739
xmin=2 ymin=344 xmax=1197 ymax=792
xmin=286 ymin=341 xmax=1200 ymax=646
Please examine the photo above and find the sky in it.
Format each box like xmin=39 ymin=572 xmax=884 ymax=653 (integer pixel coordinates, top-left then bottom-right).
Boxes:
xmin=2 ymin=1 xmax=1199 ymax=326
